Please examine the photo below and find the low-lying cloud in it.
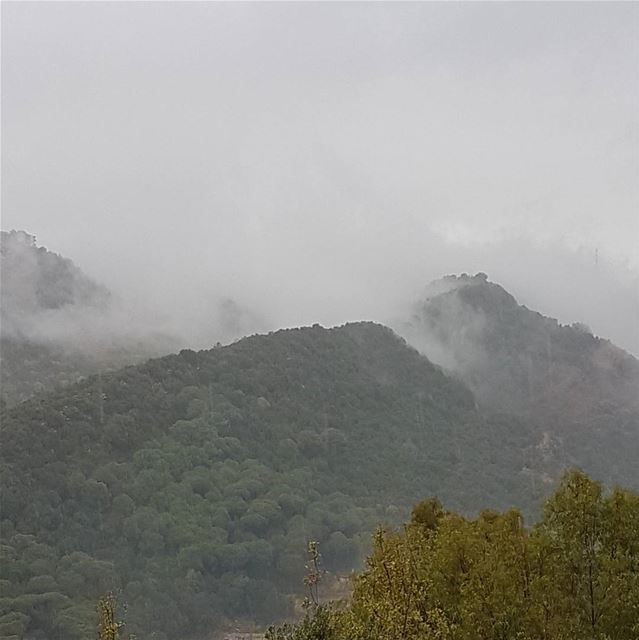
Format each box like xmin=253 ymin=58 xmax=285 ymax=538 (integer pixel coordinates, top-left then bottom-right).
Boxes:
xmin=2 ymin=3 xmax=637 ymax=356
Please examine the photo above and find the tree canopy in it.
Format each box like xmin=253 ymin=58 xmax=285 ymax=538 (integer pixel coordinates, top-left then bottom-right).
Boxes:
xmin=268 ymin=470 xmax=639 ymax=640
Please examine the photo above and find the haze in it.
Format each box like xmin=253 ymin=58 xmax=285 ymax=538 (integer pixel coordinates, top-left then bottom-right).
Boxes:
xmin=2 ymin=2 xmax=638 ymax=354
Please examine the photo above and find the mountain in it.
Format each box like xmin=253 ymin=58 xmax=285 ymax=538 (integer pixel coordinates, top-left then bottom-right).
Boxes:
xmin=0 ymin=230 xmax=177 ymax=406
xmin=2 ymin=262 xmax=637 ymax=639
xmin=401 ymin=272 xmax=639 ymax=489
xmin=0 ymin=322 xmax=544 ymax=640
xmin=403 ymin=273 xmax=639 ymax=418
xmin=1 ymin=230 xmax=110 ymax=329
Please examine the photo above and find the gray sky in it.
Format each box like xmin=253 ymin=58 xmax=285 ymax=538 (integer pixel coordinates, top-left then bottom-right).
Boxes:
xmin=2 ymin=2 xmax=638 ymax=353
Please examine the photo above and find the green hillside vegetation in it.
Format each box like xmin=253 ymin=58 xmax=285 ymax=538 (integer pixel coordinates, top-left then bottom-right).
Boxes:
xmin=0 ymin=340 xmax=98 ymax=409
xmin=0 ymin=336 xmax=178 ymax=411
xmin=1 ymin=323 xmax=545 ymax=640
xmin=269 ymin=470 xmax=639 ymax=640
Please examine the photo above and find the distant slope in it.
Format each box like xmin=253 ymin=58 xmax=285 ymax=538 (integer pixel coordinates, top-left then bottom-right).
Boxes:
xmin=0 ymin=322 xmax=542 ymax=640
xmin=401 ymin=272 xmax=639 ymax=488
xmin=0 ymin=230 xmax=177 ymax=405
xmin=1 ymin=230 xmax=110 ymax=326
xmin=402 ymin=273 xmax=639 ymax=419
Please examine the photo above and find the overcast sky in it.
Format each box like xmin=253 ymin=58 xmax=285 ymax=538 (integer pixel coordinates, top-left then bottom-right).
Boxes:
xmin=2 ymin=2 xmax=638 ymax=353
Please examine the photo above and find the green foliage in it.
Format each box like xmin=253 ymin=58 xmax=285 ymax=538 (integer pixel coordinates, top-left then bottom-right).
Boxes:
xmin=266 ymin=605 xmax=339 ymax=640
xmin=0 ymin=322 xmax=547 ymax=639
xmin=2 ymin=322 xmax=636 ymax=639
xmin=272 ymin=470 xmax=639 ymax=640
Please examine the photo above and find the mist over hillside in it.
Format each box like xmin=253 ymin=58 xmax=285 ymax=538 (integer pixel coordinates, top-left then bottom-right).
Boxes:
xmin=1 ymin=234 xmax=637 ymax=639
xmin=399 ymin=273 xmax=639 ymax=490
xmin=1 ymin=3 xmax=637 ymax=636
xmin=1 ymin=230 xmax=110 ymax=339
xmin=400 ymin=272 xmax=639 ymax=419
xmin=3 ymin=231 xmax=638 ymax=425
xmin=0 ymin=231 xmax=179 ymax=405
xmin=4 ymin=3 xmax=638 ymax=359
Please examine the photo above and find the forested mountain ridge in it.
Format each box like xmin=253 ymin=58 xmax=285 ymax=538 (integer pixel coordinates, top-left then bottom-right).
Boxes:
xmin=1 ymin=322 xmax=544 ymax=639
xmin=404 ymin=272 xmax=639 ymax=420
xmin=402 ymin=273 xmax=639 ymax=490
xmin=1 ymin=248 xmax=637 ymax=638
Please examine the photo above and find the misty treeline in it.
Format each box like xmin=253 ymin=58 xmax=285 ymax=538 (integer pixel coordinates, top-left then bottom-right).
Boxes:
xmin=268 ymin=470 xmax=639 ymax=640
xmin=404 ymin=273 xmax=639 ymax=423
xmin=0 ymin=231 xmax=261 ymax=407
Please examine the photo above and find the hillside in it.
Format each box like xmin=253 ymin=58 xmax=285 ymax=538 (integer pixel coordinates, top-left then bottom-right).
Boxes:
xmin=404 ymin=273 xmax=639 ymax=418
xmin=2 ymin=268 xmax=638 ymax=639
xmin=0 ymin=230 xmax=110 ymax=327
xmin=0 ymin=230 xmax=176 ymax=406
xmin=0 ymin=323 xmax=542 ymax=640
xmin=401 ymin=273 xmax=639 ymax=489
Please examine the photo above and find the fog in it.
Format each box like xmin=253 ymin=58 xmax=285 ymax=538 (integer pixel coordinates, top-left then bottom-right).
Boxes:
xmin=2 ymin=2 xmax=638 ymax=355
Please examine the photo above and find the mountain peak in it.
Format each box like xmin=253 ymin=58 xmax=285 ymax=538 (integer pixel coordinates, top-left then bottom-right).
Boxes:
xmin=402 ymin=273 xmax=639 ymax=420
xmin=1 ymin=229 xmax=110 ymax=321
xmin=422 ymin=272 xmax=518 ymax=314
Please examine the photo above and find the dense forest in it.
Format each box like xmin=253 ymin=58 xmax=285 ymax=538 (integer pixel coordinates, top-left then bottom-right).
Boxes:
xmin=1 ymin=321 xmax=638 ymax=639
xmin=269 ymin=470 xmax=639 ymax=640
xmin=0 ymin=323 xmax=545 ymax=639
xmin=1 ymin=239 xmax=638 ymax=640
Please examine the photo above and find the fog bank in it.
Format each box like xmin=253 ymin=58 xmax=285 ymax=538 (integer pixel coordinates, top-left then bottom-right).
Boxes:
xmin=2 ymin=2 xmax=637 ymax=354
